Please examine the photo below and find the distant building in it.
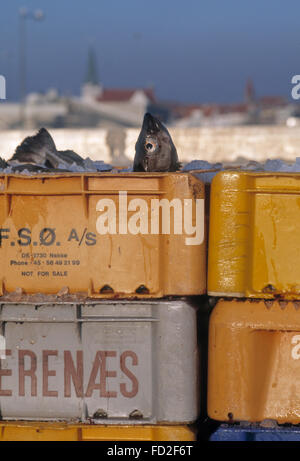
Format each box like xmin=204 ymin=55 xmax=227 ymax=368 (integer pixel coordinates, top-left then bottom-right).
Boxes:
xmin=0 ymin=46 xmax=166 ymax=129
xmin=258 ymin=95 xmax=291 ymax=124
xmin=66 ymin=47 xmax=169 ymax=127
xmin=67 ymin=85 xmax=158 ymax=128
xmin=0 ymin=88 xmax=68 ymax=129
xmin=0 ymin=53 xmax=296 ymax=130
xmin=170 ymin=80 xmax=295 ymax=127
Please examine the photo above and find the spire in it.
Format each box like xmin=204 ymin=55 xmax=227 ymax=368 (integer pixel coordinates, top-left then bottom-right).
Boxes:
xmin=85 ymin=46 xmax=99 ymax=85
xmin=245 ymin=78 xmax=255 ymax=104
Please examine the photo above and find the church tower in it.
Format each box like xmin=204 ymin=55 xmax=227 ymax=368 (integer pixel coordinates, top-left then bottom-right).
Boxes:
xmin=81 ymin=45 xmax=103 ymax=101
xmin=244 ymin=78 xmax=255 ymax=105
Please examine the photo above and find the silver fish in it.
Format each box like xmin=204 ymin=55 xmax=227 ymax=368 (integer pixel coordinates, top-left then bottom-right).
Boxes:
xmin=9 ymin=127 xmax=84 ymax=171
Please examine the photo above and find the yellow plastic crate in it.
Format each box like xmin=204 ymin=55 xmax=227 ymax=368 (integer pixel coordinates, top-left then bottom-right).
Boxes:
xmin=208 ymin=171 xmax=300 ymax=299
xmin=208 ymin=299 xmax=300 ymax=423
xmin=0 ymin=172 xmax=205 ymax=298
xmin=0 ymin=422 xmax=196 ymax=441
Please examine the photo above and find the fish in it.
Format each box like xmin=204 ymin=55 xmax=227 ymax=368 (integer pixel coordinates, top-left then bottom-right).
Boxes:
xmin=9 ymin=127 xmax=85 ymax=171
xmin=0 ymin=157 xmax=8 ymax=169
xmin=133 ymin=113 xmax=181 ymax=172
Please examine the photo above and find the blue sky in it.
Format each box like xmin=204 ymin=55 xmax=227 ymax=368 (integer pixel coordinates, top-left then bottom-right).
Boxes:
xmin=0 ymin=0 xmax=299 ymax=103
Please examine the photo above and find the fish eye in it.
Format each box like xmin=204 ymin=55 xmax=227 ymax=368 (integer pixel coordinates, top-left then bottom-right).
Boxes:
xmin=145 ymin=138 xmax=157 ymax=152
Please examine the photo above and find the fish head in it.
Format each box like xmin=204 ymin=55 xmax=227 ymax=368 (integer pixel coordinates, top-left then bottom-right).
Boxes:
xmin=134 ymin=113 xmax=180 ymax=172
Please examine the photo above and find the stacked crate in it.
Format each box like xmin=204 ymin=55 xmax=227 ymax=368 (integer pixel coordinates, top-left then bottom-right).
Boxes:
xmin=207 ymin=171 xmax=300 ymax=440
xmin=0 ymin=172 xmax=206 ymax=441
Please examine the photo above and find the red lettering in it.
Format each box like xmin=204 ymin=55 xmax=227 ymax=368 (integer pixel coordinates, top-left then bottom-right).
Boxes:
xmin=42 ymin=350 xmax=58 ymax=397
xmin=85 ymin=351 xmax=117 ymax=398
xmin=64 ymin=351 xmax=83 ymax=397
xmin=19 ymin=350 xmax=37 ymax=396
xmin=120 ymin=351 xmax=139 ymax=398
xmin=0 ymin=349 xmax=140 ymax=400
xmin=0 ymin=350 xmax=12 ymax=396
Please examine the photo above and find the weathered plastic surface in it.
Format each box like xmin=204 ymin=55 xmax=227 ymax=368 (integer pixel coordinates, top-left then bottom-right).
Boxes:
xmin=208 ymin=299 xmax=300 ymax=424
xmin=0 ymin=422 xmax=196 ymax=441
xmin=0 ymin=173 xmax=205 ymax=297
xmin=210 ymin=424 xmax=300 ymax=441
xmin=0 ymin=299 xmax=199 ymax=424
xmin=208 ymin=171 xmax=300 ymax=298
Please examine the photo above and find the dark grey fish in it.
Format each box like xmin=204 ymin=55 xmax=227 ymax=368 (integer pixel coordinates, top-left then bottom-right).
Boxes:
xmin=0 ymin=157 xmax=8 ymax=169
xmin=9 ymin=128 xmax=84 ymax=170
xmin=55 ymin=149 xmax=85 ymax=166
xmin=133 ymin=113 xmax=181 ymax=172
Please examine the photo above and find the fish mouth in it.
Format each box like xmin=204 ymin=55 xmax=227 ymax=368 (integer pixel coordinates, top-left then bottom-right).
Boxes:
xmin=142 ymin=112 xmax=161 ymax=133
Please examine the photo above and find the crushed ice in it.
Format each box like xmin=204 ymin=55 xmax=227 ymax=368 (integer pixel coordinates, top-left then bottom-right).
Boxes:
xmin=1 ymin=155 xmax=300 ymax=183
xmin=183 ymin=158 xmax=300 ymax=182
